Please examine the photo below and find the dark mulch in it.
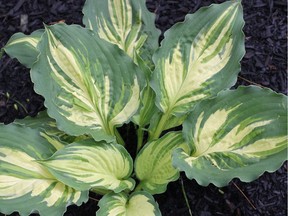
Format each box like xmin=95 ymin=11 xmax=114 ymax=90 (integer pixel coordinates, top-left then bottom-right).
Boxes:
xmin=0 ymin=0 xmax=287 ymax=216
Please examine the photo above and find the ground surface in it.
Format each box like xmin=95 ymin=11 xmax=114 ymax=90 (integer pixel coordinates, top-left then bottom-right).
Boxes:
xmin=0 ymin=0 xmax=287 ymax=216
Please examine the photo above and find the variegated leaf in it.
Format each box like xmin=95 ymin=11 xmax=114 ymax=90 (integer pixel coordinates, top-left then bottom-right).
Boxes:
xmin=82 ymin=0 xmax=160 ymax=129
xmin=2 ymin=29 xmax=43 ymax=68
xmin=97 ymin=191 xmax=161 ymax=216
xmin=31 ymin=24 xmax=143 ymax=142
xmin=40 ymin=139 xmax=135 ymax=193
xmin=173 ymin=86 xmax=287 ymax=187
xmin=135 ymin=132 xmax=189 ymax=194
xmin=82 ymin=0 xmax=160 ymax=68
xmin=14 ymin=111 xmax=89 ymax=150
xmin=149 ymin=1 xmax=244 ymax=139
xmin=0 ymin=124 xmax=87 ymax=216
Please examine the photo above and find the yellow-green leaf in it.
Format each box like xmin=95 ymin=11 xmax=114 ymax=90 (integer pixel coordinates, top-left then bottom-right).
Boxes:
xmin=149 ymin=1 xmax=244 ymax=139
xmin=97 ymin=191 xmax=161 ymax=216
xmin=31 ymin=24 xmax=144 ymax=142
xmin=3 ymin=29 xmax=43 ymax=68
xmin=135 ymin=132 xmax=189 ymax=194
xmin=40 ymin=140 xmax=135 ymax=193
xmin=173 ymin=86 xmax=287 ymax=187
xmin=0 ymin=124 xmax=87 ymax=216
xmin=82 ymin=0 xmax=160 ymax=68
xmin=14 ymin=111 xmax=89 ymax=150
xmin=82 ymin=0 xmax=160 ymax=129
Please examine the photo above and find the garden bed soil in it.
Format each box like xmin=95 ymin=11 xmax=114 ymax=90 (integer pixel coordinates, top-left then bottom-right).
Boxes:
xmin=0 ymin=0 xmax=287 ymax=216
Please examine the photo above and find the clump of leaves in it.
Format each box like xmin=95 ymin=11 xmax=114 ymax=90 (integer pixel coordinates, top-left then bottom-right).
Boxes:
xmin=0 ymin=0 xmax=287 ymax=215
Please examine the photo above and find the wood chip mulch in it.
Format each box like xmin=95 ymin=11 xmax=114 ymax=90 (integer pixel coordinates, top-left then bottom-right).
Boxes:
xmin=0 ymin=0 xmax=287 ymax=216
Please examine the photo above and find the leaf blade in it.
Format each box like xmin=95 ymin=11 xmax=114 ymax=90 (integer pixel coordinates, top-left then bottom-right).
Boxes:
xmin=82 ymin=0 xmax=160 ymax=67
xmin=14 ymin=111 xmax=89 ymax=150
xmin=135 ymin=132 xmax=189 ymax=194
xmin=0 ymin=124 xmax=87 ymax=216
xmin=151 ymin=1 xmax=245 ymax=116
xmin=173 ymin=86 xmax=287 ymax=187
xmin=40 ymin=140 xmax=135 ymax=193
xmin=3 ymin=29 xmax=43 ymax=68
xmin=31 ymin=23 xmax=143 ymax=141
xmin=97 ymin=191 xmax=161 ymax=216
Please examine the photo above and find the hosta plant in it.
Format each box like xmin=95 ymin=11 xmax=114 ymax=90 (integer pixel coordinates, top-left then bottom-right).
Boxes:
xmin=0 ymin=0 xmax=287 ymax=215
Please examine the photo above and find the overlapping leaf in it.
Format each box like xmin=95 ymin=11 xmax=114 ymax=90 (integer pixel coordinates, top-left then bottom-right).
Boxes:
xmin=14 ymin=111 xmax=89 ymax=150
xmin=40 ymin=140 xmax=135 ymax=193
xmin=135 ymin=132 xmax=189 ymax=194
xmin=97 ymin=191 xmax=161 ymax=216
xmin=31 ymin=24 xmax=143 ymax=142
xmin=149 ymin=1 xmax=244 ymax=138
xmin=173 ymin=86 xmax=287 ymax=187
xmin=82 ymin=0 xmax=160 ymax=129
xmin=2 ymin=29 xmax=43 ymax=68
xmin=82 ymin=0 xmax=160 ymax=67
xmin=0 ymin=124 xmax=87 ymax=216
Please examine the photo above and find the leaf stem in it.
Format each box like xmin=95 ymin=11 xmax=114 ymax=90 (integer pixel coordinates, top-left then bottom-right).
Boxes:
xmin=104 ymin=124 xmax=125 ymax=146
xmin=148 ymin=111 xmax=170 ymax=141
xmin=136 ymin=127 xmax=144 ymax=152
xmin=134 ymin=183 xmax=143 ymax=192
xmin=114 ymin=128 xmax=126 ymax=146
